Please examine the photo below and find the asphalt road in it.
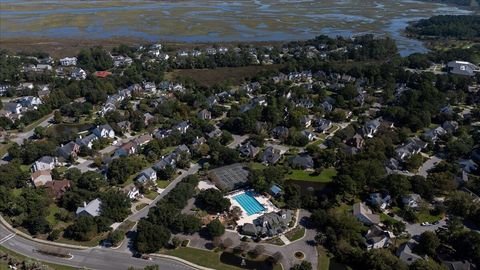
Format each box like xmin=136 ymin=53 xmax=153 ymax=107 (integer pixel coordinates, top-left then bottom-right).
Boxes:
xmin=11 ymin=115 xmax=54 ymax=145
xmin=0 ymin=222 xmax=195 ymax=270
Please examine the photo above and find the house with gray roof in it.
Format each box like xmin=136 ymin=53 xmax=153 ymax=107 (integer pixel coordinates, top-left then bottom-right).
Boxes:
xmin=261 ymin=146 xmax=284 ymax=165
xmin=57 ymin=141 xmax=80 ymax=159
xmin=241 ymin=210 xmax=293 ymax=237
xmin=76 ymin=134 xmax=98 ymax=149
xmin=76 ymin=198 xmax=101 ymax=217
xmin=92 ymin=124 xmax=115 ymax=139
xmin=289 ymin=153 xmax=314 ymax=170
xmin=397 ymin=240 xmax=423 ymax=265
xmin=239 ymin=142 xmax=260 ymax=158
xmin=447 ymin=61 xmax=479 ymax=76
xmin=363 ymin=117 xmax=382 ymax=138
xmin=32 ymin=156 xmax=58 ymax=172
xmin=353 ymin=202 xmax=380 ymax=225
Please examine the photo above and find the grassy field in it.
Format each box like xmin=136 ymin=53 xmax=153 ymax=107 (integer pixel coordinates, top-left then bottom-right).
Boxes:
xmin=285 ymin=227 xmax=305 ymax=242
xmin=156 ymin=180 xmax=170 ymax=189
xmin=164 ymin=248 xmax=243 ymax=270
xmin=0 ymin=245 xmax=78 ymax=270
xmin=287 ymin=168 xmax=337 ymax=183
xmin=317 ymin=246 xmax=330 ymax=270
xmin=165 ymin=64 xmax=282 ymax=87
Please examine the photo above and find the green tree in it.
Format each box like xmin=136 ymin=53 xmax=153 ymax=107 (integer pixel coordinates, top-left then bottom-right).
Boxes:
xmin=415 ymin=231 xmax=440 ymax=257
xmin=196 ymin=188 xmax=231 ymax=214
xmin=206 ymin=219 xmax=225 ymax=238
xmin=135 ymin=220 xmax=170 ymax=253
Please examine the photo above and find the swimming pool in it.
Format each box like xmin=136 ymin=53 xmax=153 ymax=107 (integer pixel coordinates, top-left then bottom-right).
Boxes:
xmin=233 ymin=191 xmax=265 ymax=216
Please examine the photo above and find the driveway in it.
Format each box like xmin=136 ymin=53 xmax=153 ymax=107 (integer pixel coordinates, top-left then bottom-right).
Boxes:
xmin=416 ymin=155 xmax=442 ymax=177
xmin=228 ymin=135 xmax=249 ymax=149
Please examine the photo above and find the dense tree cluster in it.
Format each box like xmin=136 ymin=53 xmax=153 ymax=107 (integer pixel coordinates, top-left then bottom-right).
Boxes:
xmin=407 ymin=15 xmax=480 ymax=40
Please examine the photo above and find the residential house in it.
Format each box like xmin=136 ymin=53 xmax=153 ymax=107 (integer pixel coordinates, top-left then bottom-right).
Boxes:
xmin=442 ymin=121 xmax=459 ymax=133
xmin=154 ymin=155 xmax=176 ymax=171
xmin=423 ymin=126 xmax=447 ymax=142
xmin=447 ymin=61 xmax=480 ymax=76
xmin=365 ymin=225 xmax=391 ymax=250
xmin=301 ymin=130 xmax=316 ymax=141
xmin=136 ymin=167 xmax=157 ymax=185
xmin=347 ymin=133 xmax=365 ymax=149
xmin=117 ymin=121 xmax=132 ymax=133
xmin=261 ymin=146 xmax=284 ymax=165
xmin=4 ymin=102 xmax=22 ymax=114
xmin=272 ymin=126 xmax=289 ymax=139
xmin=59 ymin=57 xmax=77 ymax=66
xmin=363 ymin=118 xmax=382 ymax=138
xmin=442 ymin=260 xmax=473 ymax=270
xmin=395 ymin=138 xmax=428 ymax=161
xmin=197 ymin=109 xmax=212 ymax=120
xmin=368 ymin=193 xmax=391 ymax=210
xmin=315 ymin=119 xmax=332 ymax=133
xmin=320 ymin=101 xmax=333 ymax=113
xmin=207 ymin=128 xmax=222 ymax=138
xmin=76 ymin=199 xmax=101 ymax=217
xmin=402 ymin=194 xmax=422 ymax=209
xmin=92 ymin=124 xmax=115 ymax=139
xmin=397 ymin=240 xmax=423 ymax=265
xmin=353 ymin=202 xmax=380 ymax=225
xmin=300 ymin=115 xmax=312 ymax=128
xmin=241 ymin=210 xmax=293 ymax=237
xmin=57 ymin=142 xmax=80 ymax=159
xmin=71 ymin=68 xmax=87 ymax=80
xmin=31 ymin=170 xmax=53 ymax=187
xmin=289 ymin=153 xmax=314 ymax=170
xmin=134 ymin=134 xmax=153 ymax=148
xmin=18 ymin=96 xmax=42 ymax=108
xmin=122 ymin=184 xmax=139 ymax=200
xmin=143 ymin=113 xmax=155 ymax=126
xmin=114 ymin=141 xmax=137 ymax=157
xmin=32 ymin=156 xmax=57 ymax=172
xmin=143 ymin=81 xmax=157 ymax=93
xmin=239 ymin=142 xmax=260 ymax=158
xmin=155 ymin=129 xmax=171 ymax=139
xmin=173 ymin=121 xmax=189 ymax=134
xmin=76 ymin=134 xmax=98 ymax=149
xmin=44 ymin=180 xmax=71 ymax=199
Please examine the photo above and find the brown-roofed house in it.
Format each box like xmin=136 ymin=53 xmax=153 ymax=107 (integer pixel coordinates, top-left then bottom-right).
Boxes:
xmin=31 ymin=170 xmax=53 ymax=187
xmin=44 ymin=180 xmax=71 ymax=199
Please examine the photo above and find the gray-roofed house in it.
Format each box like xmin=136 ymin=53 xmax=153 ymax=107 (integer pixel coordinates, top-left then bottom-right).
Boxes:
xmin=4 ymin=102 xmax=22 ymax=114
xmin=447 ymin=61 xmax=480 ymax=76
xmin=57 ymin=141 xmax=80 ymax=159
xmin=289 ymin=153 xmax=314 ymax=170
xmin=173 ymin=121 xmax=190 ymax=134
xmin=442 ymin=121 xmax=459 ymax=133
xmin=92 ymin=124 xmax=115 ymax=139
xmin=353 ymin=202 xmax=380 ymax=225
xmin=423 ymin=126 xmax=446 ymax=142
xmin=76 ymin=134 xmax=98 ymax=149
xmin=402 ymin=194 xmax=422 ymax=209
xmin=272 ymin=126 xmax=289 ymax=139
xmin=241 ymin=210 xmax=293 ymax=237
xmin=397 ymin=240 xmax=423 ymax=265
xmin=261 ymin=146 xmax=284 ymax=165
xmin=136 ymin=167 xmax=157 ymax=185
xmin=32 ymin=156 xmax=58 ymax=172
xmin=239 ymin=142 xmax=260 ymax=158
xmin=197 ymin=109 xmax=212 ymax=120
xmin=76 ymin=198 xmax=101 ymax=217
xmin=301 ymin=130 xmax=316 ymax=141
xmin=363 ymin=118 xmax=382 ymax=138
xmin=314 ymin=119 xmax=332 ymax=133
xmin=368 ymin=193 xmax=391 ymax=210
xmin=365 ymin=225 xmax=391 ymax=250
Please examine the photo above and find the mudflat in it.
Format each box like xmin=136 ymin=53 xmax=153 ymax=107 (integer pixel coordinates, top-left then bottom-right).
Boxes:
xmin=0 ymin=0 xmax=473 ymax=55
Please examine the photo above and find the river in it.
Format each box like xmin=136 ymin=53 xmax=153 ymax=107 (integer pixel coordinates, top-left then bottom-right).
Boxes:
xmin=0 ymin=0 xmax=473 ymax=55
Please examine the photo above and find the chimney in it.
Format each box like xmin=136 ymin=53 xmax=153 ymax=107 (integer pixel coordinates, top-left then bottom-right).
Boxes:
xmin=83 ymin=201 xmax=87 ymax=208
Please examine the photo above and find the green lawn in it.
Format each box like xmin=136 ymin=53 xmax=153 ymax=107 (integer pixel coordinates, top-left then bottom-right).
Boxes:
xmin=317 ymin=246 xmax=330 ymax=270
xmin=287 ymin=168 xmax=337 ymax=183
xmin=156 ymin=180 xmax=170 ymax=189
xmin=0 ymin=245 xmax=78 ymax=270
xmin=164 ymin=248 xmax=243 ymax=270
xmin=285 ymin=227 xmax=305 ymax=242
xmin=249 ymin=162 xmax=266 ymax=170
xmin=11 ymin=188 xmax=23 ymax=197
xmin=0 ymin=142 xmax=14 ymax=157
xmin=46 ymin=204 xmax=62 ymax=225
xmin=416 ymin=211 xmax=442 ymax=223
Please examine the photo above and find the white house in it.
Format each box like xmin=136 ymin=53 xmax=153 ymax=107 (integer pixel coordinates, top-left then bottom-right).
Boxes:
xmin=71 ymin=68 xmax=87 ymax=80
xmin=32 ymin=156 xmax=58 ymax=172
xmin=92 ymin=124 xmax=115 ymax=139
xmin=59 ymin=57 xmax=77 ymax=66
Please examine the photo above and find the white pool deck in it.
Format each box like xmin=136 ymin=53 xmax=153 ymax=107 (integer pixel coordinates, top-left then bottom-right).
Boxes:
xmin=226 ymin=189 xmax=279 ymax=226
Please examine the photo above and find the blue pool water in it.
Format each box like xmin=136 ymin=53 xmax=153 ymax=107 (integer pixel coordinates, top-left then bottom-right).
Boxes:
xmin=233 ymin=191 xmax=265 ymax=216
